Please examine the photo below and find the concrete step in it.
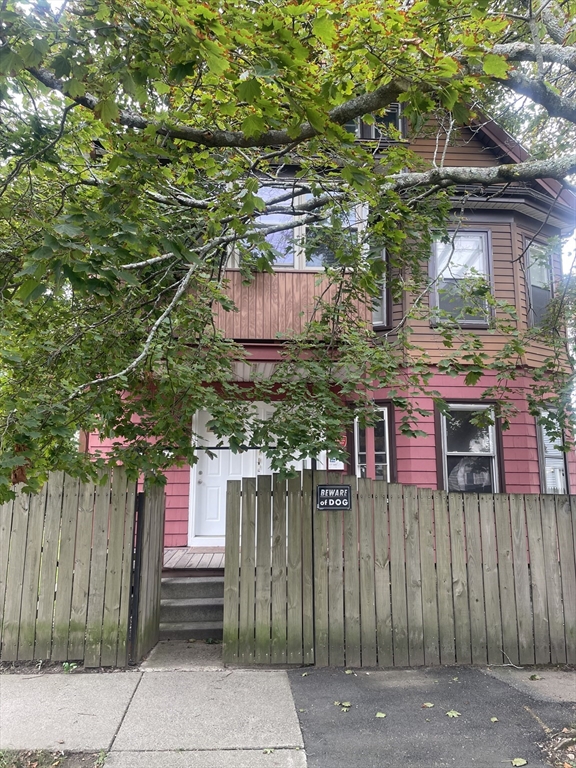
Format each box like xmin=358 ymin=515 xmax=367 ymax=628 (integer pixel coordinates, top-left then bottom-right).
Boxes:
xmin=160 ymin=597 xmax=224 ymax=624
xmin=161 ymin=576 xmax=224 ymax=600
xmin=159 ymin=621 xmax=223 ymax=641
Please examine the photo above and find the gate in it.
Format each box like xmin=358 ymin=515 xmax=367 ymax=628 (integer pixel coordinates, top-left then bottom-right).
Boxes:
xmin=0 ymin=469 xmax=165 ymax=666
xmin=223 ymin=471 xmax=576 ymax=667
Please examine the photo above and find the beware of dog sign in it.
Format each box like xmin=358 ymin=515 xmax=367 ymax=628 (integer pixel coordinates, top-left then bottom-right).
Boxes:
xmin=316 ymin=485 xmax=352 ymax=510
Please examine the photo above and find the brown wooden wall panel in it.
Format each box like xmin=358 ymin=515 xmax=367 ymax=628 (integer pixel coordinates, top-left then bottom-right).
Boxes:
xmin=409 ymin=127 xmax=499 ymax=168
xmin=214 ymin=270 xmax=371 ymax=340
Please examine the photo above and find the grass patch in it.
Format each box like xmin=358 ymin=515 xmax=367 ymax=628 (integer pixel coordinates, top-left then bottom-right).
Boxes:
xmin=0 ymin=751 xmax=105 ymax=768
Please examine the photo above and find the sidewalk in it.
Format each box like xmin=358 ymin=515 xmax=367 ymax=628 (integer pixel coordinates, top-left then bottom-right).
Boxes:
xmin=0 ymin=642 xmax=306 ymax=768
xmin=1 ymin=642 xmax=575 ymax=768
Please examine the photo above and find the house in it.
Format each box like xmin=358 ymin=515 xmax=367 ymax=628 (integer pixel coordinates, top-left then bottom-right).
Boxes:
xmin=87 ymin=114 xmax=576 ymax=552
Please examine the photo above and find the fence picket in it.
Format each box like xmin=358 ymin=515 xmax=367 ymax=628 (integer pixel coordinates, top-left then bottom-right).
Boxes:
xmin=389 ymin=483 xmax=408 ymax=666
xmin=270 ymin=474 xmax=287 ymax=664
xmin=540 ymin=495 xmax=566 ymax=663
xmin=287 ymin=475 xmax=303 ymax=664
xmin=84 ymin=473 xmax=111 ymax=667
xmin=463 ymin=494 xmax=487 ymax=665
xmin=52 ymin=474 xmax=81 ymax=660
xmin=255 ymin=475 xmax=272 ymax=664
xmin=100 ymin=470 xmax=129 ymax=667
xmin=223 ymin=480 xmax=241 ymax=663
xmin=433 ymin=491 xmax=455 ymax=665
xmin=448 ymin=493 xmax=471 ymax=664
xmin=343 ymin=475 xmax=361 ymax=668
xmin=478 ymin=495 xmax=503 ymax=665
xmin=117 ymin=480 xmax=136 ymax=667
xmin=404 ymin=485 xmax=424 ymax=666
xmin=327 ymin=477 xmax=345 ymax=667
xmin=494 ymin=495 xmax=519 ymax=665
xmin=313 ymin=471 xmax=329 ymax=666
xmin=301 ymin=470 xmax=314 ymax=665
xmin=555 ymin=496 xmax=576 ymax=663
xmin=510 ymin=494 xmax=535 ymax=664
xmin=373 ymin=481 xmax=392 ymax=667
xmin=0 ymin=497 xmax=15 ymax=642
xmin=418 ymin=488 xmax=439 ymax=666
xmin=239 ymin=477 xmax=256 ymax=664
xmin=35 ymin=474 xmax=64 ymax=659
xmin=2 ymin=491 xmax=31 ymax=661
xmin=524 ymin=494 xmax=550 ymax=664
xmin=17 ymin=484 xmax=47 ymax=660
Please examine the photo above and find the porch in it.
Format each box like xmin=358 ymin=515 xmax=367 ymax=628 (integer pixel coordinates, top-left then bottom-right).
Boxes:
xmin=163 ymin=546 xmax=225 ymax=573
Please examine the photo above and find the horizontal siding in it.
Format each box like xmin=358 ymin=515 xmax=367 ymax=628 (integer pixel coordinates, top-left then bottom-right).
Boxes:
xmin=214 ymin=270 xmax=371 ymax=340
xmin=409 ymin=127 xmax=499 ymax=167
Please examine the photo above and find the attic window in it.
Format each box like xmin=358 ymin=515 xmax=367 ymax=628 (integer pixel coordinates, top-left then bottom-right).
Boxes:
xmin=344 ymin=104 xmax=404 ymax=141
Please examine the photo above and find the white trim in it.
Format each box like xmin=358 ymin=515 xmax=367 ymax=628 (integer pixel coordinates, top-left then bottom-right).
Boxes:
xmin=440 ymin=403 xmax=498 ymax=493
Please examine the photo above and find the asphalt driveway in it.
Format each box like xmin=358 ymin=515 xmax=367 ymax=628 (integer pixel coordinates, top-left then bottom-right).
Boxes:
xmin=288 ymin=665 xmax=576 ymax=768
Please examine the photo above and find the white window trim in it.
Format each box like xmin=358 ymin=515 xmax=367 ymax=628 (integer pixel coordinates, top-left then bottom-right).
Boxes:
xmin=430 ymin=230 xmax=493 ymax=327
xmin=537 ymin=417 xmax=568 ymax=494
xmin=354 ymin=406 xmax=391 ymax=481
xmin=525 ymin=241 xmax=554 ymax=328
xmin=440 ymin=403 xmax=499 ymax=493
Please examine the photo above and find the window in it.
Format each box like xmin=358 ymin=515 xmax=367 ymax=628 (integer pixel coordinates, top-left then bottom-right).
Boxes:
xmin=440 ymin=404 xmax=499 ymax=492
xmin=430 ymin=231 xmax=491 ymax=326
xmin=345 ymin=105 xmax=404 ymax=141
xmin=354 ymin=406 xmax=391 ymax=481
xmin=537 ymin=420 xmax=568 ymax=494
xmin=526 ymin=244 xmax=554 ymax=327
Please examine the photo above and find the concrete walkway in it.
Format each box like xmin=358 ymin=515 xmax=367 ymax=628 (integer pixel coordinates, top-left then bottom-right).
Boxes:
xmin=0 ymin=642 xmax=305 ymax=768
xmin=1 ymin=641 xmax=575 ymax=768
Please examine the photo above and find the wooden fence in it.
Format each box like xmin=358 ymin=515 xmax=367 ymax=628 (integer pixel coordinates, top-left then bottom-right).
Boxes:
xmin=0 ymin=469 xmax=165 ymax=666
xmin=223 ymin=472 xmax=576 ymax=667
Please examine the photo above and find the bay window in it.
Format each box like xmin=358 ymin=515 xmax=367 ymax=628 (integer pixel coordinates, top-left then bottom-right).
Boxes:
xmin=537 ymin=419 xmax=568 ymax=494
xmin=430 ymin=231 xmax=491 ymax=326
xmin=526 ymin=244 xmax=554 ymax=327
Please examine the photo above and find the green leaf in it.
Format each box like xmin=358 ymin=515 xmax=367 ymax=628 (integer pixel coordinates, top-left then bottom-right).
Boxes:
xmin=422 ymin=702 xmax=434 ymax=708
xmin=511 ymin=760 xmax=527 ymax=767
xmin=14 ymin=279 xmax=46 ymax=303
xmin=242 ymin=114 xmax=266 ymax=138
xmin=238 ymin=78 xmax=262 ymax=104
xmin=95 ymin=99 xmax=119 ymax=125
xmin=482 ymin=53 xmax=509 ymax=78
xmin=153 ymin=80 xmax=171 ymax=95
xmin=375 ymin=712 xmax=386 ymax=718
xmin=490 ymin=717 xmax=498 ymax=723
xmin=313 ymin=14 xmax=337 ymax=45
xmin=446 ymin=710 xmax=461 ymax=718
xmin=0 ymin=350 xmax=23 ymax=363
xmin=0 ymin=47 xmax=24 ymax=75
xmin=67 ymin=79 xmax=86 ymax=98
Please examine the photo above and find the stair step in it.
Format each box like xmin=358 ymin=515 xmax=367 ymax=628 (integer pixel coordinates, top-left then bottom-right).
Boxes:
xmin=160 ymin=597 xmax=224 ymax=623
xmin=159 ymin=621 xmax=223 ymax=641
xmin=161 ymin=576 xmax=224 ymax=600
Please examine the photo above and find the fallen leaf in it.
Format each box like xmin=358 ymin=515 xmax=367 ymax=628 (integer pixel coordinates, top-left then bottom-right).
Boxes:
xmin=446 ymin=710 xmax=461 ymax=718
xmin=376 ymin=712 xmax=387 ymax=718
xmin=529 ymin=674 xmax=541 ymax=680
xmin=491 ymin=717 xmax=499 ymax=723
xmin=345 ymin=669 xmax=356 ymax=675
xmin=299 ymin=709 xmax=306 ymax=713
xmin=341 ymin=707 xmax=350 ymax=713
xmin=452 ymin=677 xmax=459 ymax=682
xmin=422 ymin=702 xmax=434 ymax=708
xmin=342 ymin=702 xmax=351 ymax=707
xmin=301 ymin=672 xmax=308 ymax=677
xmin=334 ymin=701 xmax=341 ymax=706
xmin=563 ymin=763 xmax=571 ymax=768
xmin=263 ymin=748 xmax=274 ymax=754
xmin=511 ymin=760 xmax=527 ymax=767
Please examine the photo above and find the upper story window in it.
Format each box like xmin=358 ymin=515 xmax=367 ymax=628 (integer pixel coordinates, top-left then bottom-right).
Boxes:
xmin=344 ymin=105 xmax=405 ymax=142
xmin=526 ymin=243 xmax=554 ymax=327
xmin=537 ymin=418 xmax=568 ymax=494
xmin=430 ymin=231 xmax=491 ymax=327
xmin=440 ymin=404 xmax=499 ymax=493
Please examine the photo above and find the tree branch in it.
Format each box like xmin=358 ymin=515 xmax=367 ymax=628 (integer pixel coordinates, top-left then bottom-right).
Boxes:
xmin=27 ymin=65 xmax=406 ymax=148
xmin=493 ymin=42 xmax=576 ymax=72
xmin=500 ymin=71 xmax=576 ymax=123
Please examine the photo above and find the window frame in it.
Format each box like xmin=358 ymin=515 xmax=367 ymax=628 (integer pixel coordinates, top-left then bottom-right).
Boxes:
xmin=536 ymin=417 xmax=569 ymax=494
xmin=525 ymin=239 xmax=555 ymax=328
xmin=438 ymin=402 xmax=500 ymax=493
xmin=430 ymin=229 xmax=493 ymax=329
xmin=353 ymin=403 xmax=394 ymax=482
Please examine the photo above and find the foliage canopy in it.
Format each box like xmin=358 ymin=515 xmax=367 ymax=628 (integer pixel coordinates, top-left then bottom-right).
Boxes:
xmin=0 ymin=0 xmax=575 ymax=497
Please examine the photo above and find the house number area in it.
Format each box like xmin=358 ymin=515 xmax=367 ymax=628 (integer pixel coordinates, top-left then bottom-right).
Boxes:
xmin=316 ymin=485 xmax=352 ymax=510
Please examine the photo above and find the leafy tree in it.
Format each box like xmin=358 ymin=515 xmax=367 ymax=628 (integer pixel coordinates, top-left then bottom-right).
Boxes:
xmin=0 ymin=0 xmax=574 ymax=498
